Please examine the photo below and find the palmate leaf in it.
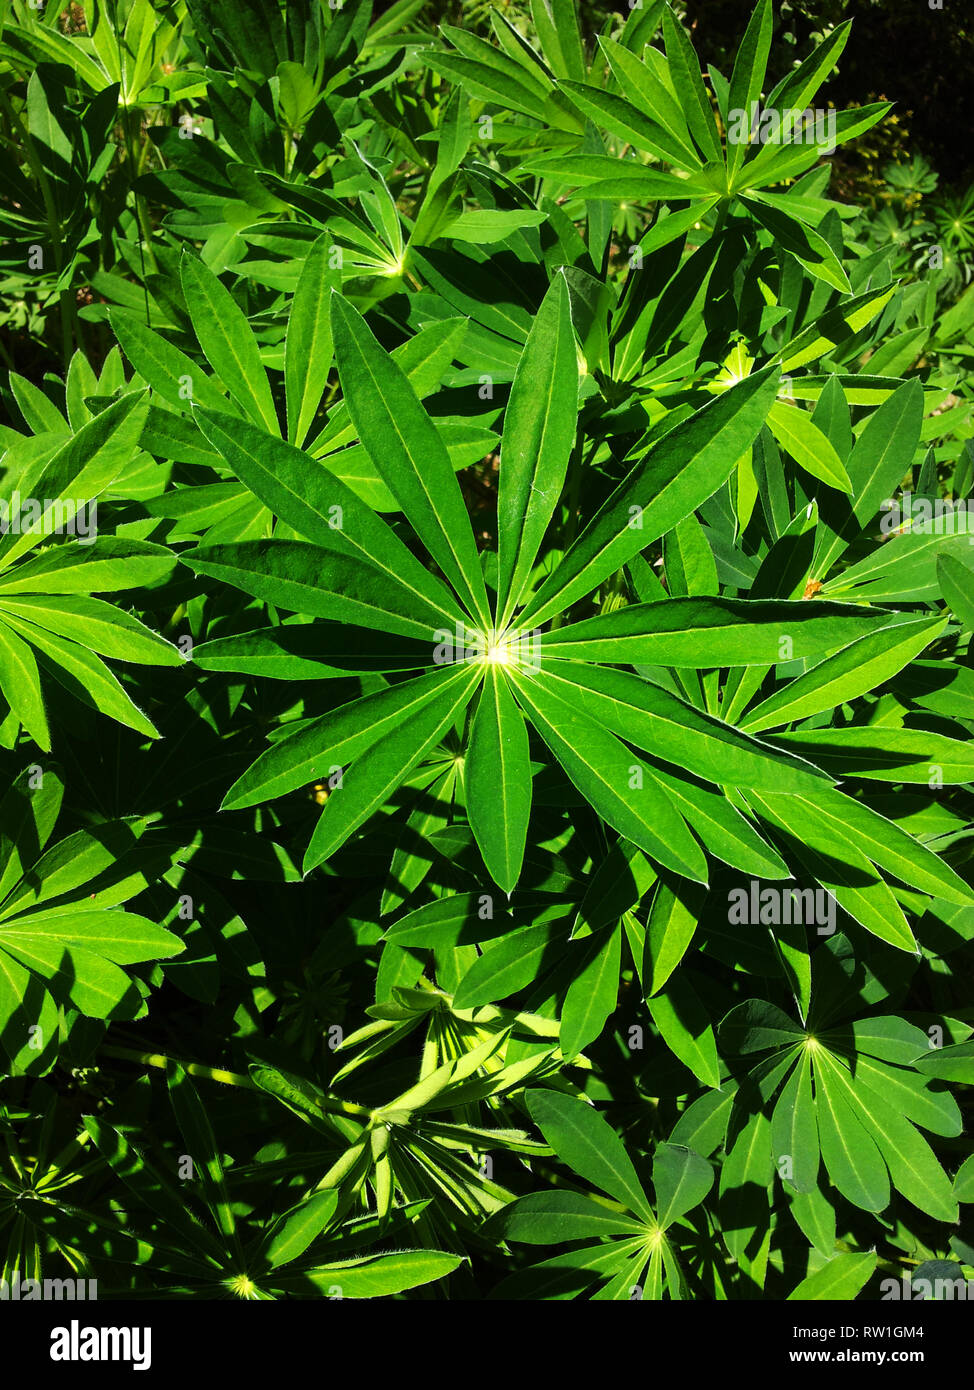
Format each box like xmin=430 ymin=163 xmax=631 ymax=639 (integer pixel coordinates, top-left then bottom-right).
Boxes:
xmin=719 ymin=988 xmax=960 ymax=1219
xmin=175 ymin=276 xmax=958 ymax=957
xmin=0 ymin=847 xmax=183 ymax=1023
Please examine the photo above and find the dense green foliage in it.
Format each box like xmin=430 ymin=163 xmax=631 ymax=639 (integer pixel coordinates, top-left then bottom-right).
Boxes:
xmin=1 ymin=0 xmax=972 ymax=1303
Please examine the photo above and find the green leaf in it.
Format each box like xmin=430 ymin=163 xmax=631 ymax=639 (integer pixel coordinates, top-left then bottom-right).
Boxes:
xmin=421 ymin=52 xmax=550 ymax=121
xmin=509 ymin=668 xmax=708 ymax=881
xmin=560 ymin=923 xmax=622 ymax=1057
xmin=653 ymin=1142 xmax=714 ymax=1228
xmin=497 ymin=1190 xmax=643 ymax=1244
xmin=557 ymin=80 xmax=699 ymax=167
xmin=0 ymin=539 xmax=174 ymax=595
xmin=771 ymin=727 xmax=974 ymax=783
xmin=166 ymin=1061 xmax=239 ymax=1246
xmin=760 ymin=786 xmax=973 ymax=907
xmin=300 ymin=1250 xmax=462 ymax=1298
xmin=742 ymin=616 xmax=945 ymax=732
xmin=814 ymin=378 xmax=924 ymax=577
xmin=285 ymin=233 xmax=340 ymax=447
xmin=536 ymin=661 xmax=830 ymax=794
xmin=1 ymin=909 xmax=182 ymax=964
xmin=258 ymin=1190 xmax=340 ymax=1270
xmin=180 ymin=254 xmax=277 ymax=433
xmin=193 ymin=407 xmax=463 ymax=627
xmin=110 ymin=309 xmax=229 ymax=414
xmin=938 ymin=553 xmax=974 ymax=630
xmin=2 ymin=936 xmax=136 ymax=1018
xmin=223 ymin=670 xmax=469 ymax=810
xmin=465 ymin=667 xmax=532 ymax=892
xmin=766 ymin=399 xmax=852 ymax=493
xmin=787 ymin=1251 xmax=876 ymax=1301
xmin=518 ymin=366 xmax=780 ymax=627
xmin=720 ymin=999 xmax=806 ymax=1054
xmin=2 ymin=612 xmax=160 ymax=740
xmin=82 ymin=1117 xmax=226 ymax=1266
xmin=0 ymin=617 xmax=50 ymax=749
xmin=831 ymin=1056 xmax=958 ymax=1222
xmin=0 ymin=393 xmax=149 ymax=573
xmin=652 ymin=766 xmax=789 ymax=878
xmin=186 ymin=538 xmax=450 ymax=642
xmin=526 ymin=1088 xmax=653 ymax=1220
xmin=530 ymin=0 xmax=585 ymax=82
xmin=330 ymin=295 xmax=491 ymax=628
xmin=538 ymin=596 xmax=887 ymax=666
xmin=452 ymin=919 xmax=564 ymax=1009
xmin=954 ymin=1155 xmax=974 ymax=1203
xmin=304 ymin=665 xmax=480 ymax=868
xmin=0 ymin=596 xmax=183 ymax=667
xmin=814 ymin=1056 xmax=890 ymax=1213
xmin=771 ymin=1053 xmax=818 ymax=1193
xmin=913 ymin=1042 xmax=974 ymax=1085
xmin=743 ymin=195 xmax=851 ymax=293
xmin=661 ymin=6 xmax=722 ymax=163
xmin=645 ymin=877 xmax=700 ymax=995
xmin=648 ymin=970 xmax=721 ymax=1087
xmin=725 ymin=0 xmax=773 ymax=178
xmin=598 ymin=37 xmax=697 ymax=164
xmin=497 ymin=274 xmax=578 ymax=626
